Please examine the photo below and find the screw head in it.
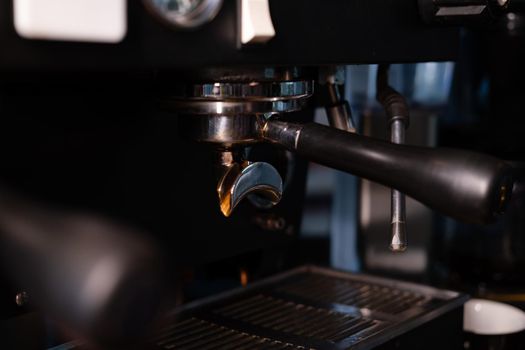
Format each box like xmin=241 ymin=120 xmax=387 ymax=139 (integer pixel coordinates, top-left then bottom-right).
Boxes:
xmin=15 ymin=292 xmax=28 ymax=307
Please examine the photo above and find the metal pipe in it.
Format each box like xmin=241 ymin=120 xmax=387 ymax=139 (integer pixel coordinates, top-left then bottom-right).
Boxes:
xmin=390 ymin=120 xmax=407 ymax=252
xmin=377 ymin=65 xmax=409 ymax=252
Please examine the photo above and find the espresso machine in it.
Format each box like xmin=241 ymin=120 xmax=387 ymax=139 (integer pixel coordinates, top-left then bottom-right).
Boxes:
xmin=0 ymin=0 xmax=523 ymax=349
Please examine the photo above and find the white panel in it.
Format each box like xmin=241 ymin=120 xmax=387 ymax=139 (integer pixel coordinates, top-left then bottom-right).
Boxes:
xmin=241 ymin=0 xmax=275 ymax=44
xmin=14 ymin=0 xmax=127 ymax=43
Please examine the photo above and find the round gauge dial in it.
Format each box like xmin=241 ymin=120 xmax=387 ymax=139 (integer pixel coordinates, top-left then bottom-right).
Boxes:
xmin=145 ymin=0 xmax=223 ymax=29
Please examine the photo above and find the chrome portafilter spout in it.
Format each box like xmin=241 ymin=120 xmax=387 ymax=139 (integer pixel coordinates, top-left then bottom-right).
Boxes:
xmin=319 ymin=66 xmax=356 ymax=133
xmin=164 ymin=67 xmax=315 ymax=216
xmin=216 ymin=149 xmax=283 ymax=217
xmin=177 ymin=112 xmax=288 ymax=216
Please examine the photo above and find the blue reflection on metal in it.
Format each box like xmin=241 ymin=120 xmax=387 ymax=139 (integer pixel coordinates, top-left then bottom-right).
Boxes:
xmin=330 ymin=62 xmax=454 ymax=272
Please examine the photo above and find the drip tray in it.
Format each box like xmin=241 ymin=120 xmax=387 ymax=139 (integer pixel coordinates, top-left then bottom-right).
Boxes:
xmin=155 ymin=266 xmax=467 ymax=350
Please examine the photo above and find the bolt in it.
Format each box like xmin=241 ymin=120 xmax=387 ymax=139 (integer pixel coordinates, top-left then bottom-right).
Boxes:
xmin=15 ymin=291 xmax=28 ymax=307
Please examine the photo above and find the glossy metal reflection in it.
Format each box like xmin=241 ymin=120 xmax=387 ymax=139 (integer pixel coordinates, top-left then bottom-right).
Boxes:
xmin=165 ymin=80 xmax=314 ymax=115
xmin=217 ymin=153 xmax=282 ymax=217
xmin=145 ymin=0 xmax=223 ymax=28
xmin=185 ymin=114 xmax=260 ymax=146
xmin=389 ymin=120 xmax=408 ymax=252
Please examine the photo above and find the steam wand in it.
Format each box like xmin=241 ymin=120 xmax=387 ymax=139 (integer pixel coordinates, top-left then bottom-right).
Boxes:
xmin=376 ymin=64 xmax=409 ymax=252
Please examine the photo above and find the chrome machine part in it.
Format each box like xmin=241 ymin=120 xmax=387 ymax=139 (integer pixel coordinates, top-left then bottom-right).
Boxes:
xmin=377 ymin=64 xmax=410 ymax=253
xmin=182 ymin=114 xmax=261 ymax=146
xmin=320 ymin=66 xmax=356 ymax=133
xmin=390 ymin=120 xmax=408 ymax=252
xmin=52 ymin=266 xmax=468 ymax=349
xmin=172 ymin=80 xmax=313 ymax=100
xmin=144 ymin=0 xmax=224 ymax=29
xmin=149 ymin=266 xmax=467 ymax=349
xmin=168 ymin=98 xmax=309 ymax=115
xmin=167 ymin=69 xmax=313 ymax=216
xmin=216 ymin=151 xmax=283 ymax=217
xmin=165 ymin=80 xmax=314 ymax=115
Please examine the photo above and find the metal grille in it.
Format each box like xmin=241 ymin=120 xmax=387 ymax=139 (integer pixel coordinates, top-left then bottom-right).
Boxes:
xmin=148 ymin=267 xmax=466 ymax=350
xmin=215 ymin=295 xmax=379 ymax=343
xmin=155 ymin=317 xmax=308 ymax=350
xmin=275 ymin=274 xmax=429 ymax=315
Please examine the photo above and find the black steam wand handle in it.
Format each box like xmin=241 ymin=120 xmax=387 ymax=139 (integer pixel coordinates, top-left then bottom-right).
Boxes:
xmin=263 ymin=121 xmax=513 ymax=225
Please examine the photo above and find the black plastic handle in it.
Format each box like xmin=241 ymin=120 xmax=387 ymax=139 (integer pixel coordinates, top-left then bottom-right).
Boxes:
xmin=264 ymin=122 xmax=513 ymax=225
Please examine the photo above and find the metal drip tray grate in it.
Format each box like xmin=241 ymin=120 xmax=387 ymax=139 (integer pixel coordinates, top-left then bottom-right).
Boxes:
xmin=275 ymin=274 xmax=430 ymax=315
xmin=214 ymin=295 xmax=379 ymax=343
xmin=155 ymin=317 xmax=307 ymax=350
xmin=154 ymin=266 xmax=467 ymax=350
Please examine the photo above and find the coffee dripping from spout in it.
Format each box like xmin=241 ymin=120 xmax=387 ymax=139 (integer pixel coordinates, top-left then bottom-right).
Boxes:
xmin=163 ymin=66 xmax=513 ymax=251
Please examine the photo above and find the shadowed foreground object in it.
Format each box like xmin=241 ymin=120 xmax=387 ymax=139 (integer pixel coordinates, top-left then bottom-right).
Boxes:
xmin=0 ymin=188 xmax=164 ymax=347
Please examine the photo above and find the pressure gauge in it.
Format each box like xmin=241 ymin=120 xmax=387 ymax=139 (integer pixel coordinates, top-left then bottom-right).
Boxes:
xmin=144 ymin=0 xmax=223 ymax=29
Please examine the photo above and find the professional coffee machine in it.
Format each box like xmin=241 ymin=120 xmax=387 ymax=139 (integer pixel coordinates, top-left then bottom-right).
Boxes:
xmin=0 ymin=1 xmax=523 ymax=349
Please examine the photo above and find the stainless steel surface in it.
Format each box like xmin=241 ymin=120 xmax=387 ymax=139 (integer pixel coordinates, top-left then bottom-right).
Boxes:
xmin=262 ymin=120 xmax=303 ymax=150
xmin=324 ymin=77 xmax=356 ymax=133
xmin=390 ymin=120 xmax=406 ymax=149
xmin=326 ymin=103 xmax=356 ymax=133
xmin=155 ymin=318 xmax=307 ymax=349
xmin=174 ymin=81 xmax=314 ymax=100
xmin=165 ymin=80 xmax=314 ymax=115
xmin=51 ymin=266 xmax=467 ymax=349
xmin=217 ymin=153 xmax=283 ymax=217
xmin=167 ymin=98 xmax=310 ymax=115
xmin=151 ymin=266 xmax=467 ymax=350
xmin=186 ymin=114 xmax=261 ymax=145
xmin=144 ymin=0 xmax=223 ymax=29
xmin=390 ymin=119 xmax=407 ymax=252
xmin=359 ymin=111 xmax=436 ymax=274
